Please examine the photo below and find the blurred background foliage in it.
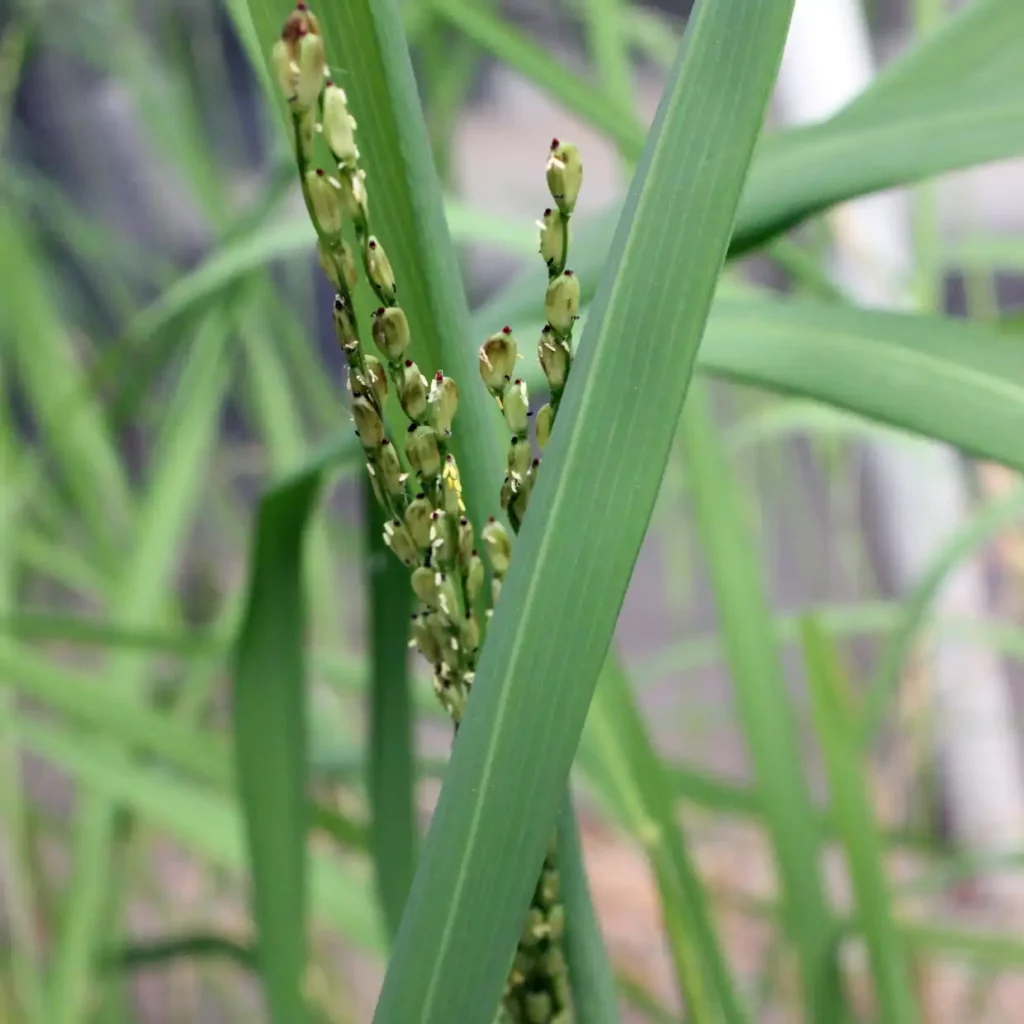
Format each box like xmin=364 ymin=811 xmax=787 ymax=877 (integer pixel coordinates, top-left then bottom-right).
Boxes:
xmin=4 ymin=0 xmax=1024 ymax=1020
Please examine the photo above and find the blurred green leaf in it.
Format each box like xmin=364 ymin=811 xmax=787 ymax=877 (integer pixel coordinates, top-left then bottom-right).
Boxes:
xmin=577 ymin=660 xmax=744 ymax=1022
xmin=430 ymin=0 xmax=641 ymax=154
xmin=0 ymin=205 xmax=132 ymax=558
xmin=842 ymin=0 xmax=1024 ymax=117
xmin=476 ymin=2 xmax=1024 ymax=327
xmin=232 ymin=432 xmax=360 ymax=1024
xmin=801 ymin=619 xmax=918 ymax=1024
xmin=861 ymin=482 xmax=1024 ymax=745
xmin=16 ymin=719 xmax=382 ymax=950
xmin=681 ymin=385 xmax=837 ymax=1020
xmin=555 ymin=794 xmax=622 ymax=1024
xmin=104 ymin=934 xmax=256 ymax=973
xmin=48 ymin=315 xmax=233 ymax=1024
xmin=700 ymin=297 xmax=1024 ymax=474
xmin=511 ymin=296 xmax=1024 ymax=478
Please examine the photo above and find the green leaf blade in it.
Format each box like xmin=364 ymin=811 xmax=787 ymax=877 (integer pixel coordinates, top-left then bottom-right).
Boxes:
xmin=801 ymin=619 xmax=919 ymax=1024
xmin=372 ymin=2 xmax=797 ymax=1020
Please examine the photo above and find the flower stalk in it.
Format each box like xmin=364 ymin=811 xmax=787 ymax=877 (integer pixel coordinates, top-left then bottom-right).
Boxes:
xmin=480 ymin=140 xmax=585 ymax=1024
xmin=272 ymin=8 xmax=583 ymax=1021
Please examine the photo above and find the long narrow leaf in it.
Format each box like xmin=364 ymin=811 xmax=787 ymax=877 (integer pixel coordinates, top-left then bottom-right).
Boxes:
xmin=16 ymin=720 xmax=382 ymax=951
xmin=801 ymin=619 xmax=918 ymax=1024
xmin=860 ymin=483 xmax=1024 ymax=744
xmin=556 ymin=794 xmax=622 ymax=1024
xmin=508 ymin=295 xmax=1024 ymax=479
xmin=232 ymin=434 xmax=360 ymax=1023
xmin=364 ymin=488 xmax=417 ymax=940
xmin=577 ymin=660 xmax=745 ymax=1023
xmin=680 ymin=385 xmax=837 ymax=1020
xmin=372 ymin=2 xmax=797 ymax=1020
xmin=48 ymin=318 xmax=233 ymax=1024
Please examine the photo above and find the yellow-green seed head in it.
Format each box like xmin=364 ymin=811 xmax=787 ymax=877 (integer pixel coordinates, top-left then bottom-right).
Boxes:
xmin=478 ymin=326 xmax=518 ymax=392
xmin=546 ymin=138 xmax=583 ymax=215
xmin=351 ymin=395 xmax=385 ymax=449
xmin=273 ymin=7 xmax=324 ymax=111
xmin=322 ymin=82 xmax=358 ymax=165
xmin=503 ymin=378 xmax=529 ymax=435
xmin=542 ymin=945 xmax=567 ymax=977
xmin=538 ymin=327 xmax=569 ymax=391
xmin=333 ymin=295 xmax=356 ymax=344
xmin=545 ymin=270 xmax=580 ymax=334
xmin=383 ymin=519 xmax=418 ymax=567
xmin=461 ymin=616 xmax=480 ymax=654
xmin=429 ymin=372 xmax=459 ymax=434
xmin=539 ymin=867 xmax=559 ymax=905
xmin=398 ymin=360 xmax=429 ymax=421
xmin=553 ymin=978 xmax=572 ymax=1014
xmin=405 ymin=494 xmax=434 ymax=549
xmin=525 ymin=991 xmax=553 ymax=1024
xmin=482 ymin=518 xmax=511 ymax=575
xmin=296 ymin=32 xmax=325 ymax=110
xmin=537 ymin=206 xmax=566 ymax=269
xmin=410 ymin=613 xmax=442 ymax=666
xmin=362 ymin=355 xmax=388 ymax=406
xmin=441 ymin=456 xmax=463 ymax=515
xmin=535 ymin=403 xmax=553 ymax=450
xmin=507 ymin=437 xmax=532 ymax=483
xmin=371 ymin=306 xmax=409 ymax=363
xmin=271 ymin=40 xmax=295 ymax=104
xmin=547 ymin=904 xmax=565 ymax=940
xmin=405 ymin=425 xmax=442 ymax=478
xmin=338 ymin=168 xmax=369 ymax=225
xmin=377 ymin=439 xmax=404 ymax=498
xmin=466 ymin=553 xmax=484 ymax=604
xmin=464 ymin=557 xmax=483 ymax=610
xmin=457 ymin=516 xmax=474 ymax=565
xmin=365 ymin=236 xmax=396 ymax=302
xmin=428 ymin=510 xmax=457 ymax=564
xmin=519 ymin=907 xmax=546 ymax=949
xmin=411 ymin=566 xmax=439 ymax=609
xmin=306 ymin=170 xmax=343 ymax=238
xmin=317 ymin=240 xmax=356 ymax=291
xmin=435 ymin=572 xmax=460 ymax=619
xmin=439 ymin=631 xmax=462 ymax=673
